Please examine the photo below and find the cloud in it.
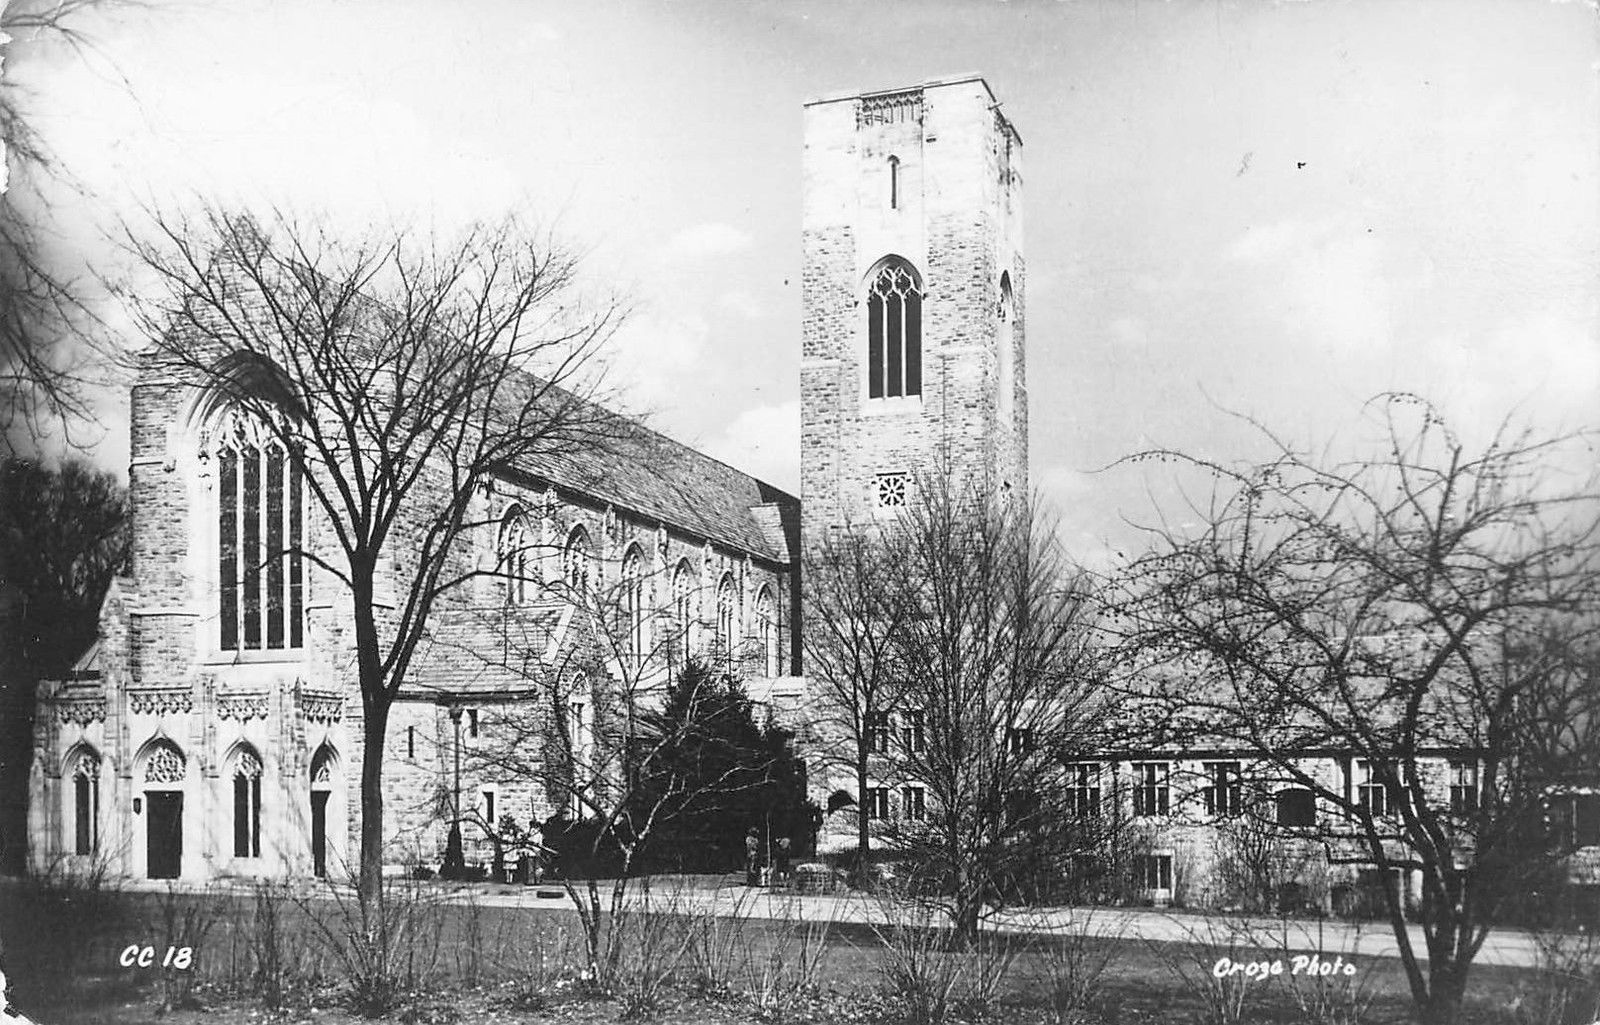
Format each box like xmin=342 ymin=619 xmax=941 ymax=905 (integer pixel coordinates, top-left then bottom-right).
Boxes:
xmin=715 ymin=290 xmax=766 ymax=319
xmin=604 ymin=311 xmax=710 ymax=408
xmin=703 ymin=400 xmax=801 ymax=491
xmin=660 ymin=222 xmax=752 ymax=262
xmin=1225 ymin=216 xmax=1395 ymax=354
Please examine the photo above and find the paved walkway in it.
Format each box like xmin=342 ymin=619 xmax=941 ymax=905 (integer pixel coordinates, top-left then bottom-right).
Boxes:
xmin=103 ymin=875 xmax=1562 ymax=969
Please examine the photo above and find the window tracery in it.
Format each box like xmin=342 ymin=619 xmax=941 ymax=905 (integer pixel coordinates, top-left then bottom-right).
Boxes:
xmin=71 ymin=750 xmax=100 ymax=855
xmin=715 ymin=574 xmax=736 ymax=654
xmin=144 ymin=743 xmax=186 ymax=785
xmin=233 ymin=747 xmax=262 ymax=858
xmin=866 ymin=259 xmax=923 ymax=399
xmin=206 ymin=406 xmax=304 ymax=652
xmin=622 ymin=545 xmax=647 ymax=663
xmin=499 ymin=506 xmax=532 ymax=606
xmin=756 ymin=587 xmax=778 ymax=676
xmin=565 ymin=525 xmax=592 ymax=595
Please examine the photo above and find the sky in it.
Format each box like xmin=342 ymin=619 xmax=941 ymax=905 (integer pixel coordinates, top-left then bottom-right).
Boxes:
xmin=5 ymin=0 xmax=1597 ymax=569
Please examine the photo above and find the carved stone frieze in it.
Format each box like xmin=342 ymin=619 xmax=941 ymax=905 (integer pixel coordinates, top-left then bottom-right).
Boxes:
xmin=299 ymin=688 xmax=344 ymax=724
xmin=216 ymin=690 xmax=271 ymax=722
xmin=129 ymin=687 xmax=194 ymax=716
xmin=56 ymin=697 xmax=107 ymax=726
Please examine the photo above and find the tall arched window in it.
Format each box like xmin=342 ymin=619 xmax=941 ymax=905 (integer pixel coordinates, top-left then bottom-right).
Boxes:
xmin=70 ymin=748 xmax=100 ymax=855
xmin=998 ymin=271 xmax=1015 ymax=429
xmin=621 ymin=545 xmax=647 ymax=663
xmin=565 ymin=526 xmax=591 ymax=595
xmin=715 ymin=574 xmax=736 ymax=653
xmin=232 ymin=747 xmax=263 ymax=858
xmin=888 ymin=155 xmax=900 ymax=209
xmin=672 ymin=559 xmax=695 ymax=661
xmin=866 ymin=258 xmax=923 ymax=399
xmin=755 ymin=587 xmax=778 ymax=677
xmin=212 ymin=409 xmax=304 ymax=651
xmin=499 ymin=505 xmax=532 ymax=606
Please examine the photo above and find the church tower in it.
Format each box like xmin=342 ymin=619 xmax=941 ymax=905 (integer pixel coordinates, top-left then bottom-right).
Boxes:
xmin=800 ymin=75 xmax=1026 ymax=540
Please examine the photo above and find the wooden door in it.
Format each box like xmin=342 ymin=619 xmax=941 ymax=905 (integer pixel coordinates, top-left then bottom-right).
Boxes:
xmin=146 ymin=792 xmax=183 ymax=879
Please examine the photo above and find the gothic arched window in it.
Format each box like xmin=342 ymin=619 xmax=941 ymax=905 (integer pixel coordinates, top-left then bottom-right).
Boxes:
xmin=70 ymin=749 xmax=100 ymax=855
xmin=755 ymin=587 xmax=778 ymax=677
xmin=866 ymin=258 xmax=923 ymax=399
xmin=211 ymin=408 xmax=304 ymax=651
xmin=888 ymin=155 xmax=900 ymax=209
xmin=499 ymin=505 xmax=532 ymax=606
xmin=715 ymin=573 xmax=736 ymax=654
xmin=672 ymin=559 xmax=695 ymax=661
xmin=565 ymin=526 xmax=591 ymax=595
xmin=621 ymin=545 xmax=647 ymax=662
xmin=998 ymin=271 xmax=1015 ymax=429
xmin=232 ymin=747 xmax=263 ymax=858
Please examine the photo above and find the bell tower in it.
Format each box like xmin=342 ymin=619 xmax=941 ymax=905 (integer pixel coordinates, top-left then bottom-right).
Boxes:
xmin=799 ymin=75 xmax=1026 ymax=540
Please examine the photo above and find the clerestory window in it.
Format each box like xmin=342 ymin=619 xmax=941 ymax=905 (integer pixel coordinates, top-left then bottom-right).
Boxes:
xmin=866 ymin=258 xmax=923 ymax=399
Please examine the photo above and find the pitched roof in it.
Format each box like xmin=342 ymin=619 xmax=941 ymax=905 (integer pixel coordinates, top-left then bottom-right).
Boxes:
xmin=505 ymin=412 xmax=798 ymax=567
xmin=403 ymin=603 xmax=568 ymax=698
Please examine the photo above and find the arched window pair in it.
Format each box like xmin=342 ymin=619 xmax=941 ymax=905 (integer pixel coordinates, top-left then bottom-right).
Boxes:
xmin=866 ymin=257 xmax=923 ymax=399
xmin=668 ymin=562 xmax=736 ymax=661
xmin=498 ymin=511 xmax=592 ymax=605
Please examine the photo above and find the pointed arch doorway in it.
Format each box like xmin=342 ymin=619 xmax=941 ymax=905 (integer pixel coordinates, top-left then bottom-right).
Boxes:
xmin=141 ymin=741 xmax=187 ymax=879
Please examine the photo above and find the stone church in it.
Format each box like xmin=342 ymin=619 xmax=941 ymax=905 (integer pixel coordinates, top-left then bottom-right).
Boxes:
xmin=28 ymin=75 xmax=1028 ymax=883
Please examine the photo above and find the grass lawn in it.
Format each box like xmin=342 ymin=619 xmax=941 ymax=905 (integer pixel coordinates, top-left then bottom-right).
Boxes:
xmin=0 ymin=879 xmax=1587 ymax=1024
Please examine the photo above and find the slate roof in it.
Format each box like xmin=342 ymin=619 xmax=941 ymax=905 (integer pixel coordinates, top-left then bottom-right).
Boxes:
xmin=402 ymin=603 xmax=568 ymax=698
xmin=504 ymin=411 xmax=798 ymax=567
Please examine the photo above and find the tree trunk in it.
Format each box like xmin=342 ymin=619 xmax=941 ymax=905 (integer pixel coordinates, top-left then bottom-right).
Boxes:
xmin=855 ymin=752 xmax=871 ymax=888
xmin=1419 ymin=962 xmax=1466 ymax=1025
xmin=359 ymin=695 xmax=389 ymax=909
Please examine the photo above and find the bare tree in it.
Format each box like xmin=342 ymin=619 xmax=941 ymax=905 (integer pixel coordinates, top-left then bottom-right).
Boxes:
xmin=800 ymin=522 xmax=911 ymax=881
xmin=1 ymin=0 xmax=133 ymax=442
xmin=881 ymin=473 xmax=1105 ymax=940
xmin=123 ymin=206 xmax=622 ymax=908
xmin=447 ymin=557 xmax=802 ymax=990
xmin=1109 ymin=394 xmax=1600 ymax=1025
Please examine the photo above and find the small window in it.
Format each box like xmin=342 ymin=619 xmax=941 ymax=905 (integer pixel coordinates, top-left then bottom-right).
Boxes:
xmin=468 ymin=709 xmax=480 ymax=739
xmin=1356 ymin=759 xmax=1401 ymax=817
xmin=901 ymin=708 xmax=926 ymax=753
xmin=866 ymin=787 xmax=891 ymax=820
xmin=1067 ymin=762 xmax=1100 ymax=819
xmin=1204 ymin=761 xmax=1243 ymax=818
xmin=406 ymin=726 xmax=415 ymax=759
xmin=1132 ymin=762 xmax=1170 ymax=817
xmin=482 ymin=789 xmax=496 ymax=827
xmin=1005 ymin=727 xmax=1035 ymax=756
xmin=902 ymin=785 xmax=925 ymax=821
xmin=888 ymin=155 xmax=900 ymax=209
xmin=1135 ymin=853 xmax=1173 ymax=892
xmin=1449 ymin=760 xmax=1479 ymax=815
xmin=874 ymin=472 xmax=908 ymax=511
xmin=866 ymin=713 xmax=891 ymax=754
xmin=1276 ymin=787 xmax=1316 ymax=827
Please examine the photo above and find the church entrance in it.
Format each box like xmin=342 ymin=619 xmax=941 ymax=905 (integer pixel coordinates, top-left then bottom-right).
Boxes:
xmin=146 ymin=792 xmax=183 ymax=879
